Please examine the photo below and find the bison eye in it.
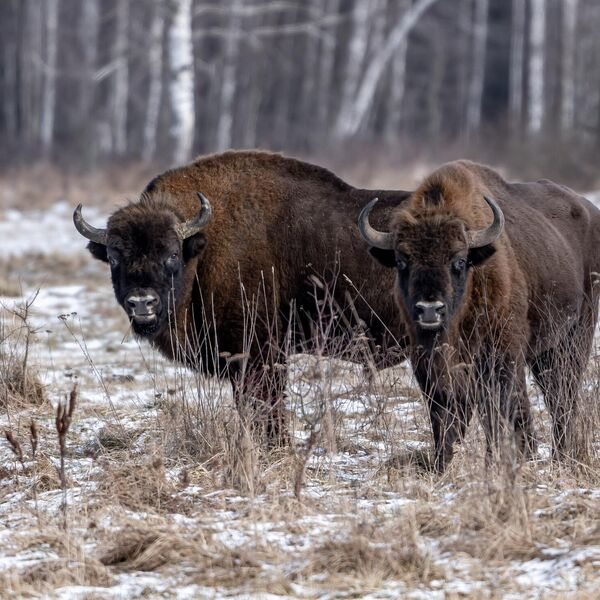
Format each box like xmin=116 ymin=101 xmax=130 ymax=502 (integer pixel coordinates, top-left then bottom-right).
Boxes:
xmin=396 ymin=258 xmax=408 ymax=271
xmin=108 ymin=255 xmax=119 ymax=268
xmin=452 ymin=258 xmax=467 ymax=272
xmin=170 ymin=252 xmax=179 ymax=260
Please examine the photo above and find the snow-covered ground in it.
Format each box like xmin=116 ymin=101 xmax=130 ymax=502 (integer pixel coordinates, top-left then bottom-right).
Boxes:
xmin=1 ymin=199 xmax=600 ymax=598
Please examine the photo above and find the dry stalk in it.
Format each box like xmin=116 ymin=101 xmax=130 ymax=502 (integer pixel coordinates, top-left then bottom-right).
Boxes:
xmin=30 ymin=419 xmax=39 ymax=519
xmin=56 ymin=385 xmax=77 ymax=529
xmin=4 ymin=428 xmax=25 ymax=482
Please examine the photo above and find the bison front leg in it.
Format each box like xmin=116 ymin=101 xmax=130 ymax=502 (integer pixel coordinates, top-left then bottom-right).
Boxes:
xmin=477 ymin=355 xmax=536 ymax=464
xmin=414 ymin=360 xmax=473 ymax=473
xmin=230 ymin=361 xmax=289 ymax=448
xmin=426 ymin=390 xmax=474 ymax=473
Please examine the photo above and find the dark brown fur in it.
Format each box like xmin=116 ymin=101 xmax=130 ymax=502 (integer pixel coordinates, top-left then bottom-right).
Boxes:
xmin=370 ymin=160 xmax=600 ymax=470
xmin=86 ymin=150 xmax=410 ymax=442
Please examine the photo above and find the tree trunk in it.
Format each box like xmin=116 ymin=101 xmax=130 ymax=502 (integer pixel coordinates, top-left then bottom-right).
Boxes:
xmin=509 ymin=0 xmax=526 ymax=129
xmin=79 ymin=0 xmax=99 ymax=154
xmin=335 ymin=0 xmax=374 ymax=137
xmin=385 ymin=0 xmax=411 ymax=142
xmin=216 ymin=0 xmax=243 ymax=152
xmin=143 ymin=0 xmax=165 ymax=162
xmin=169 ymin=0 xmax=195 ymax=164
xmin=528 ymin=0 xmax=546 ymax=134
xmin=560 ymin=0 xmax=578 ymax=135
xmin=316 ymin=0 xmax=340 ymax=131
xmin=466 ymin=0 xmax=489 ymax=135
xmin=112 ymin=0 xmax=129 ymax=155
xmin=334 ymin=0 xmax=440 ymax=138
xmin=40 ymin=0 xmax=58 ymax=152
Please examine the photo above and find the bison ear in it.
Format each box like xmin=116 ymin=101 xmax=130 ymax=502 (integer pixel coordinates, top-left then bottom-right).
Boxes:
xmin=369 ymin=247 xmax=396 ymax=268
xmin=87 ymin=241 xmax=108 ymax=263
xmin=182 ymin=232 xmax=207 ymax=262
xmin=468 ymin=244 xmax=496 ymax=267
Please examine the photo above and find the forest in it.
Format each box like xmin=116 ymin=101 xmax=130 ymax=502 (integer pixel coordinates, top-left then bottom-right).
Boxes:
xmin=0 ymin=0 xmax=598 ymax=184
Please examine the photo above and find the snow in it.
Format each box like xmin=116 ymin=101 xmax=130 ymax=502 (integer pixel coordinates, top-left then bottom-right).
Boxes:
xmin=2 ymin=197 xmax=600 ymax=598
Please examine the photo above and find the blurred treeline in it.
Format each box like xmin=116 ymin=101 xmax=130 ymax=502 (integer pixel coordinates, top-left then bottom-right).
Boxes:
xmin=0 ymin=0 xmax=599 ymax=183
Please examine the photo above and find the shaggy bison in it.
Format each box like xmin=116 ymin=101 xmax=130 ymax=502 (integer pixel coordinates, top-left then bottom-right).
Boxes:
xmin=74 ymin=151 xmax=409 ymax=441
xmin=359 ymin=160 xmax=600 ymax=471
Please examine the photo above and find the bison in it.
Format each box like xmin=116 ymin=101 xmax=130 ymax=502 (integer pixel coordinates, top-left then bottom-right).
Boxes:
xmin=359 ymin=160 xmax=600 ymax=471
xmin=74 ymin=150 xmax=409 ymax=442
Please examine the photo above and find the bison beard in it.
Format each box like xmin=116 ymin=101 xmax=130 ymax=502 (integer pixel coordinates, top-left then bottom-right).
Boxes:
xmin=360 ymin=160 xmax=600 ymax=471
xmin=74 ymin=150 xmax=411 ymax=446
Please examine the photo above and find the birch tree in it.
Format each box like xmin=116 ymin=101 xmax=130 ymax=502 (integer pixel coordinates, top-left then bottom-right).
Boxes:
xmin=466 ymin=0 xmax=489 ymax=135
xmin=216 ymin=0 xmax=243 ymax=152
xmin=561 ymin=0 xmax=579 ymax=134
xmin=169 ymin=0 xmax=195 ymax=164
xmin=143 ymin=1 xmax=165 ymax=161
xmin=509 ymin=0 xmax=526 ymax=127
xmin=112 ymin=0 xmax=129 ymax=155
xmin=528 ymin=0 xmax=546 ymax=134
xmin=334 ymin=0 xmax=440 ymax=138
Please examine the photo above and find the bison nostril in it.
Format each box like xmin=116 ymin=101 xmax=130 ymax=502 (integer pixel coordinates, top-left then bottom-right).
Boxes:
xmin=125 ymin=293 xmax=160 ymax=315
xmin=415 ymin=301 xmax=445 ymax=322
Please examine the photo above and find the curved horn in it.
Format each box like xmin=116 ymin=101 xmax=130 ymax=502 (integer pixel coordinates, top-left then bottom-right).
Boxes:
xmin=175 ymin=192 xmax=213 ymax=239
xmin=73 ymin=204 xmax=108 ymax=245
xmin=467 ymin=196 xmax=505 ymax=248
xmin=357 ymin=198 xmax=395 ymax=250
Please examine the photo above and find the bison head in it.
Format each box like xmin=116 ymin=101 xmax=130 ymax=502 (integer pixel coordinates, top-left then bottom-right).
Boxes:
xmin=358 ymin=196 xmax=503 ymax=344
xmin=74 ymin=193 xmax=212 ymax=337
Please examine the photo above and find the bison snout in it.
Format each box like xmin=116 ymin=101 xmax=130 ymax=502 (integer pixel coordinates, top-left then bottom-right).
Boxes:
xmin=125 ymin=290 xmax=160 ymax=321
xmin=415 ymin=300 xmax=445 ymax=329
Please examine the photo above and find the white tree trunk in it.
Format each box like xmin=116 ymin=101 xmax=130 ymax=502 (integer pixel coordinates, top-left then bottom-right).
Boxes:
xmin=80 ymin=0 xmax=99 ymax=130
xmin=386 ymin=0 xmax=411 ymax=141
xmin=169 ymin=0 xmax=195 ymax=164
xmin=528 ymin=0 xmax=546 ymax=134
xmin=335 ymin=0 xmax=440 ymax=138
xmin=317 ymin=0 xmax=340 ymax=128
xmin=216 ymin=0 xmax=243 ymax=152
xmin=143 ymin=1 xmax=165 ymax=162
xmin=335 ymin=0 xmax=374 ymax=136
xmin=112 ymin=0 xmax=129 ymax=155
xmin=40 ymin=0 xmax=58 ymax=151
xmin=561 ymin=0 xmax=579 ymax=134
xmin=466 ymin=0 xmax=489 ymax=134
xmin=509 ymin=0 xmax=526 ymax=124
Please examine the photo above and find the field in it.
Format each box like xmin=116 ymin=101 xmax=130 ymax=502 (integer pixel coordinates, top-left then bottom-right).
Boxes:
xmin=1 ymin=170 xmax=600 ymax=599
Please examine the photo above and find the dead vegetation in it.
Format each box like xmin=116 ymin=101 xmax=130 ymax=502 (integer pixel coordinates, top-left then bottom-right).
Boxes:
xmin=2 ymin=232 xmax=600 ymax=597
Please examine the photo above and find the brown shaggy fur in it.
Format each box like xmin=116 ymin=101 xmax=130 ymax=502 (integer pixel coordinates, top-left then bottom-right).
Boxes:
xmin=370 ymin=160 xmax=600 ymax=470
xmin=84 ymin=151 xmax=410 ymax=442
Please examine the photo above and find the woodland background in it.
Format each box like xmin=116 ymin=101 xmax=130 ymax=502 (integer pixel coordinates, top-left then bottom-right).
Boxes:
xmin=0 ymin=0 xmax=598 ymax=185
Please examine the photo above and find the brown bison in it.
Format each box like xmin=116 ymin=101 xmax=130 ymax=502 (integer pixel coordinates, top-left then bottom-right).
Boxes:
xmin=359 ymin=160 xmax=600 ymax=471
xmin=74 ymin=150 xmax=409 ymax=441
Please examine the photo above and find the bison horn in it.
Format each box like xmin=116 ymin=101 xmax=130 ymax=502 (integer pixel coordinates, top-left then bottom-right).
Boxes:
xmin=357 ymin=198 xmax=395 ymax=250
xmin=467 ymin=196 xmax=505 ymax=248
xmin=73 ymin=204 xmax=108 ymax=245
xmin=175 ymin=192 xmax=213 ymax=239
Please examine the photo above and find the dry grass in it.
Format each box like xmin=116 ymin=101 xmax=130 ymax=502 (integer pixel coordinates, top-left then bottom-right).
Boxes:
xmin=1 ymin=205 xmax=600 ymax=597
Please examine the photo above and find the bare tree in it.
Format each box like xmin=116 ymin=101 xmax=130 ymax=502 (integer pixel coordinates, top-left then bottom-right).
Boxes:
xmin=466 ymin=0 xmax=489 ymax=136
xmin=528 ymin=0 xmax=546 ymax=134
xmin=143 ymin=0 xmax=165 ymax=161
xmin=561 ymin=0 xmax=579 ymax=135
xmin=169 ymin=0 xmax=195 ymax=163
xmin=334 ymin=0 xmax=440 ymax=138
xmin=40 ymin=0 xmax=58 ymax=151
xmin=509 ymin=0 xmax=526 ymax=129
xmin=216 ymin=0 xmax=244 ymax=152
xmin=112 ymin=0 xmax=129 ymax=155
